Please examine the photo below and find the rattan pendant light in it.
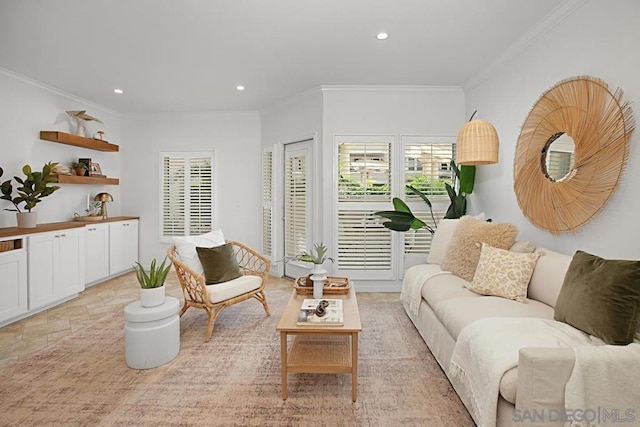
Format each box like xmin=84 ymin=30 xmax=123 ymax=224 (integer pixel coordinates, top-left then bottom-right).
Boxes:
xmin=456 ymin=114 xmax=500 ymax=165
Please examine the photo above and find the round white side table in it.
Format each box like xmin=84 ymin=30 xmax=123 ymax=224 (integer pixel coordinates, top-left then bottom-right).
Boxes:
xmin=123 ymin=296 xmax=180 ymax=369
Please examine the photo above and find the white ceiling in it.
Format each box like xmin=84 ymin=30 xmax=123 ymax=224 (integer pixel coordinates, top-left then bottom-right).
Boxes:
xmin=0 ymin=0 xmax=565 ymax=114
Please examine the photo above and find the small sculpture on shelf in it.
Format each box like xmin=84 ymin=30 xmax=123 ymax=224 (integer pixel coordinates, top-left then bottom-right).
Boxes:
xmin=66 ymin=110 xmax=103 ymax=137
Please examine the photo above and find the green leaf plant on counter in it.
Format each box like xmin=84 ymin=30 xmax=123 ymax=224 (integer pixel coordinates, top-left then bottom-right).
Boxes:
xmin=374 ymin=160 xmax=476 ymax=234
xmin=0 ymin=162 xmax=61 ymax=213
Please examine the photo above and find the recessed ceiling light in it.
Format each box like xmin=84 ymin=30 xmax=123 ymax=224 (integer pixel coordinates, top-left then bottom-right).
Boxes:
xmin=376 ymin=32 xmax=389 ymax=40
xmin=236 ymin=85 xmax=245 ymax=91
xmin=113 ymin=88 xmax=124 ymax=94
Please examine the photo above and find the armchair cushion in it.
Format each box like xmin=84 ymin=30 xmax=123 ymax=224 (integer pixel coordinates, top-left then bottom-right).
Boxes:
xmin=173 ymin=229 xmax=225 ymax=274
xmin=197 ymin=243 xmax=243 ymax=284
xmin=206 ymin=275 xmax=262 ymax=303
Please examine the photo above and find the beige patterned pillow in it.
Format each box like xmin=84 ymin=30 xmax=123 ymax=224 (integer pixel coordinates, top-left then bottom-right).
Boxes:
xmin=440 ymin=216 xmax=518 ymax=281
xmin=468 ymin=243 xmax=541 ymax=302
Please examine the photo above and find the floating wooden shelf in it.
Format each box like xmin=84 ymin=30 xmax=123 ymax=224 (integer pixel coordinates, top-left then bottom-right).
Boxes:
xmin=54 ymin=175 xmax=119 ymax=185
xmin=40 ymin=131 xmax=119 ymax=152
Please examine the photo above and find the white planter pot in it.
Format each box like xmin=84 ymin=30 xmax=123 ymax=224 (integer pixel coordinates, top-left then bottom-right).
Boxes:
xmin=310 ymin=266 xmax=327 ymax=299
xmin=140 ymin=285 xmax=166 ymax=308
xmin=16 ymin=212 xmax=37 ymax=228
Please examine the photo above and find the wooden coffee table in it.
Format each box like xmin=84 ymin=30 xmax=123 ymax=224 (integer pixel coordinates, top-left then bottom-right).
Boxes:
xmin=276 ymin=286 xmax=362 ymax=401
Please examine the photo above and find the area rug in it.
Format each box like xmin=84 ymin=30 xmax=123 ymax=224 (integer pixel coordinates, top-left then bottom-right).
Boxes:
xmin=0 ymin=289 xmax=473 ymax=426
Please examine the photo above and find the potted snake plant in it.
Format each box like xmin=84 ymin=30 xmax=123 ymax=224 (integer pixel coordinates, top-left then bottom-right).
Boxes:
xmin=133 ymin=257 xmax=172 ymax=307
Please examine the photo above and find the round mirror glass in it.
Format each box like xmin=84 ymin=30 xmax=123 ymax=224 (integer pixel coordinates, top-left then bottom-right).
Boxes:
xmin=541 ymin=132 xmax=575 ymax=182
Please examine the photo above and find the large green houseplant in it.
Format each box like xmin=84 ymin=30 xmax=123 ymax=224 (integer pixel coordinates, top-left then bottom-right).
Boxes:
xmin=0 ymin=162 xmax=61 ymax=228
xmin=375 ymin=160 xmax=475 ymax=233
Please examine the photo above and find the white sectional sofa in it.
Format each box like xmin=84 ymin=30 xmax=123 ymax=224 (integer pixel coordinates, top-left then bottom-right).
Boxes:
xmin=402 ymin=241 xmax=640 ymax=427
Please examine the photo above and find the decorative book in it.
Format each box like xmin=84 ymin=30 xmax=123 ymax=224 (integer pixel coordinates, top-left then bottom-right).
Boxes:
xmin=296 ymin=299 xmax=343 ymax=326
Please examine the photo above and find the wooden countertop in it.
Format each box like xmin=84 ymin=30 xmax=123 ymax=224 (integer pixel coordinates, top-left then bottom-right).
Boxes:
xmin=0 ymin=216 xmax=139 ymax=239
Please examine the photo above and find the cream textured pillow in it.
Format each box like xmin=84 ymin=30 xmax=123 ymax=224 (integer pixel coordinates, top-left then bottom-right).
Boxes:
xmin=440 ymin=216 xmax=518 ymax=281
xmin=468 ymin=243 xmax=541 ymax=302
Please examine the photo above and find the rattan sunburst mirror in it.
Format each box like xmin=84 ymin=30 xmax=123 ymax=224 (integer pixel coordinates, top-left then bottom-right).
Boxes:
xmin=514 ymin=76 xmax=635 ymax=234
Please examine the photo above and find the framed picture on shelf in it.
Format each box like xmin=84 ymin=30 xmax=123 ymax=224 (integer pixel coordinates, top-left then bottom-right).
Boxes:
xmin=89 ymin=162 xmax=104 ymax=177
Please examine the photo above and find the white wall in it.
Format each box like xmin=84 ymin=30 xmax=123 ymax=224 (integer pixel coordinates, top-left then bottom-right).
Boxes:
xmin=121 ymin=111 xmax=262 ymax=264
xmin=260 ymin=89 xmax=324 ymax=276
xmin=322 ymin=86 xmax=466 ymax=290
xmin=0 ymin=70 xmax=122 ymax=227
xmin=466 ymin=0 xmax=640 ymax=259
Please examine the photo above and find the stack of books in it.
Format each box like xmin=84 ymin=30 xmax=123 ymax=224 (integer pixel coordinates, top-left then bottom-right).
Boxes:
xmin=296 ymin=299 xmax=343 ymax=326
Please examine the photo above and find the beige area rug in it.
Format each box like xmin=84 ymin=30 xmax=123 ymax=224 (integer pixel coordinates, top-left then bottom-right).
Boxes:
xmin=0 ymin=289 xmax=473 ymax=426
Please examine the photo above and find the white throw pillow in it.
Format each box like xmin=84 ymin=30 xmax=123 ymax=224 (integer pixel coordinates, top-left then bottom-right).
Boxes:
xmin=426 ymin=219 xmax=459 ymax=264
xmin=173 ymin=229 xmax=226 ymax=274
xmin=468 ymin=243 xmax=541 ymax=303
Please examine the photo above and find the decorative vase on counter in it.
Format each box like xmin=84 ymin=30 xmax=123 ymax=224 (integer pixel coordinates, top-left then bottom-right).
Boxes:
xmin=310 ymin=264 xmax=327 ymax=299
xmin=16 ymin=212 xmax=37 ymax=228
xmin=140 ymin=286 xmax=166 ymax=308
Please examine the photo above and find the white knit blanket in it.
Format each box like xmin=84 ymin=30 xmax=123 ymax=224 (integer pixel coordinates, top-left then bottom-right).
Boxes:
xmin=565 ymin=343 xmax=640 ymax=427
xmin=448 ymin=318 xmax=600 ymax=427
xmin=400 ymin=264 xmax=451 ymax=318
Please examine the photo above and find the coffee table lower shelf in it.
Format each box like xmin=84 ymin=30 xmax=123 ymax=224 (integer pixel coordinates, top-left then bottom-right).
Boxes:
xmin=280 ymin=333 xmax=359 ymax=401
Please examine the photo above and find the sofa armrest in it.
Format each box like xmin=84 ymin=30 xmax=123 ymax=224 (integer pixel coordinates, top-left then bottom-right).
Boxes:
xmin=513 ymin=347 xmax=575 ymax=427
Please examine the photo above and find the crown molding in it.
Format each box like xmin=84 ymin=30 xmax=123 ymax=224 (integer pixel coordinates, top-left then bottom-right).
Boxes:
xmin=0 ymin=66 xmax=121 ymax=116
xmin=260 ymin=86 xmax=323 ymax=115
xmin=465 ymin=0 xmax=587 ymax=90
xmin=320 ymin=85 xmax=463 ymax=93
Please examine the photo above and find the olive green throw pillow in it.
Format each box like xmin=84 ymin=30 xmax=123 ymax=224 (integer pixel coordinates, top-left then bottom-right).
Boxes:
xmin=554 ymin=250 xmax=640 ymax=345
xmin=196 ymin=244 xmax=243 ymax=285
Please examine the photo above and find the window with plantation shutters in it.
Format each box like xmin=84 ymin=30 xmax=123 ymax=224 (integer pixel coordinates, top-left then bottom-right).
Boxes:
xmin=403 ymin=210 xmax=446 ymax=254
xmin=335 ymin=136 xmax=394 ymax=279
xmin=160 ymin=151 xmax=214 ymax=242
xmin=262 ymin=149 xmax=273 ymax=257
xmin=404 ymin=141 xmax=455 ymax=201
xmin=284 ymin=151 xmax=308 ymax=260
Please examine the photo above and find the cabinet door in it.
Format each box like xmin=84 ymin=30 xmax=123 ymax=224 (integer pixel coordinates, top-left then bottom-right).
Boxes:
xmin=28 ymin=232 xmax=56 ymax=310
xmin=55 ymin=228 xmax=84 ymax=295
xmin=0 ymin=240 xmax=28 ymax=323
xmin=85 ymin=223 xmax=109 ymax=285
xmin=109 ymin=220 xmax=139 ymax=275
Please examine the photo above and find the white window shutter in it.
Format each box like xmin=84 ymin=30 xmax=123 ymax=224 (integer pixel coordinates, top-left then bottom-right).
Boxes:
xmin=160 ymin=151 xmax=214 ymax=241
xmin=337 ymin=210 xmax=392 ymax=270
xmin=285 ymin=153 xmax=308 ymax=258
xmin=404 ymin=142 xmax=454 ymax=201
xmin=262 ymin=150 xmax=273 ymax=256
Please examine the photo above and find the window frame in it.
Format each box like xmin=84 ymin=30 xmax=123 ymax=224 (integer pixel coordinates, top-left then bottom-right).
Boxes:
xmin=158 ymin=150 xmax=216 ymax=243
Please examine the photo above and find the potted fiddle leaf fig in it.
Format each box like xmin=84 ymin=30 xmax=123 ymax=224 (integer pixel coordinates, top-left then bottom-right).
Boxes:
xmin=0 ymin=162 xmax=61 ymax=228
xmin=133 ymin=257 xmax=172 ymax=307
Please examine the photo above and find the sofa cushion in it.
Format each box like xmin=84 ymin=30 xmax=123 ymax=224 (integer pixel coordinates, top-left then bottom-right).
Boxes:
xmin=426 ymin=219 xmax=459 ymax=264
xmin=554 ymin=250 xmax=640 ymax=345
xmin=421 ymin=274 xmax=481 ymax=307
xmin=527 ymin=247 xmax=572 ymax=308
xmin=440 ymin=216 xmax=518 ymax=282
xmin=499 ymin=367 xmax=518 ymax=404
xmin=468 ymin=244 xmax=540 ymax=303
xmin=433 ymin=296 xmax=555 ymax=339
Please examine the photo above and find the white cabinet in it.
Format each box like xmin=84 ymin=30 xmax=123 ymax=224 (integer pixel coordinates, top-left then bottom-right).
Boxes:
xmin=85 ymin=223 xmax=109 ymax=285
xmin=109 ymin=220 xmax=139 ymax=275
xmin=0 ymin=238 xmax=28 ymax=323
xmin=28 ymin=228 xmax=85 ymax=311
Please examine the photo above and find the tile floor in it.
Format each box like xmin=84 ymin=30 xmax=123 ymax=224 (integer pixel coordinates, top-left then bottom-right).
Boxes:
xmin=0 ymin=272 xmax=398 ymax=367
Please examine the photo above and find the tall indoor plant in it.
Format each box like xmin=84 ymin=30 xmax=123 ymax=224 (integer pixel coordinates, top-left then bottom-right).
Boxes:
xmin=0 ymin=162 xmax=60 ymax=228
xmin=375 ymin=160 xmax=475 ymax=233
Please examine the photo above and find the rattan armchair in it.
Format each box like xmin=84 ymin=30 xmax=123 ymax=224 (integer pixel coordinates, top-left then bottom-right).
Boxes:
xmin=167 ymin=240 xmax=271 ymax=342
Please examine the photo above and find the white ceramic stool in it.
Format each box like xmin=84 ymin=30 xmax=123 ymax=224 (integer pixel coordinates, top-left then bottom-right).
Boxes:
xmin=124 ymin=296 xmax=180 ymax=369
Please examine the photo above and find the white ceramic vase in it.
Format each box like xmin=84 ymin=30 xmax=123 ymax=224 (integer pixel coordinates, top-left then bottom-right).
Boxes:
xmin=16 ymin=212 xmax=37 ymax=228
xmin=140 ymin=285 xmax=165 ymax=308
xmin=310 ymin=264 xmax=327 ymax=299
